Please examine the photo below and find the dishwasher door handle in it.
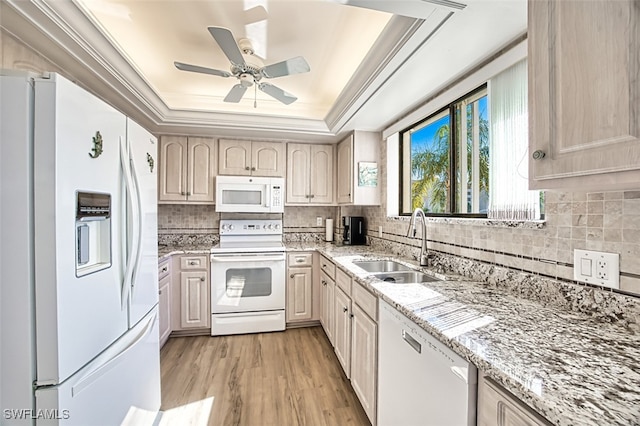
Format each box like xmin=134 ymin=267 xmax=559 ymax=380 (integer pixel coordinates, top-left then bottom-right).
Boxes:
xmin=402 ymin=330 xmax=421 ymax=354
xmin=450 ymin=366 xmax=469 ymax=384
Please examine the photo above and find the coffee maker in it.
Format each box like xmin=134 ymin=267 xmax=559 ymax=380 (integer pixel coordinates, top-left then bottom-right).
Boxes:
xmin=342 ymin=216 xmax=366 ymax=245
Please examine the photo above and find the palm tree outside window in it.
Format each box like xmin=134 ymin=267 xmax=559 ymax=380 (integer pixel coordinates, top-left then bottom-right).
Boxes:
xmin=401 ymin=86 xmax=489 ymax=216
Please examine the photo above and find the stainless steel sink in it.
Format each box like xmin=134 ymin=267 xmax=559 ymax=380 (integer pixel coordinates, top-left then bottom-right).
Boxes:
xmin=353 ymin=260 xmax=413 ymax=273
xmin=373 ymin=270 xmax=440 ymax=284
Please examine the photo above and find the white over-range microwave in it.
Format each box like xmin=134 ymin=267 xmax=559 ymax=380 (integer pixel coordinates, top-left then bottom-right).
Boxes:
xmin=215 ymin=175 xmax=285 ymax=213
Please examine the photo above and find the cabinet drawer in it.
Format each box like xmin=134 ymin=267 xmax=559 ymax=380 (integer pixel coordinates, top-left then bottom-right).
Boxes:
xmin=158 ymin=258 xmax=171 ymax=280
xmin=288 ymin=252 xmax=313 ymax=267
xmin=353 ymin=281 xmax=377 ymax=321
xmin=320 ymin=270 xmax=334 ymax=287
xmin=180 ymin=255 xmax=208 ymax=270
xmin=319 ymin=255 xmax=336 ymax=280
xmin=336 ymin=268 xmax=351 ymax=294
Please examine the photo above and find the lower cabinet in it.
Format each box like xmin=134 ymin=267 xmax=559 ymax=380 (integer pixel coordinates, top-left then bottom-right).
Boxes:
xmin=319 ymin=270 xmax=335 ymax=345
xmin=171 ymin=254 xmax=210 ymax=333
xmin=286 ymin=252 xmax=314 ymax=323
xmin=478 ymin=374 xmax=551 ymax=426
xmin=158 ymin=258 xmax=172 ymax=348
xmin=350 ymin=303 xmax=377 ymax=423
xmin=319 ymin=256 xmax=378 ymax=425
xmin=180 ymin=270 xmax=209 ymax=329
xmin=334 ymin=286 xmax=352 ymax=377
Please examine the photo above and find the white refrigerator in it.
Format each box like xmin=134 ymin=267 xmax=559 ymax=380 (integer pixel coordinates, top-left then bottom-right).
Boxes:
xmin=1 ymin=71 xmax=161 ymax=425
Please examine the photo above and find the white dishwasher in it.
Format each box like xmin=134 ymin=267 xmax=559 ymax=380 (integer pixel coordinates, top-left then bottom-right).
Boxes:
xmin=378 ymin=300 xmax=477 ymax=426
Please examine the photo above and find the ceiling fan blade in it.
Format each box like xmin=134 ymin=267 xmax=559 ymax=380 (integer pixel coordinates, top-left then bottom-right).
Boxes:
xmin=258 ymin=82 xmax=297 ymax=105
xmin=262 ymin=56 xmax=310 ymax=79
xmin=208 ymin=26 xmax=246 ymax=66
xmin=224 ymin=84 xmax=248 ymax=103
xmin=244 ymin=5 xmax=268 ymax=25
xmin=174 ymin=61 xmax=231 ymax=77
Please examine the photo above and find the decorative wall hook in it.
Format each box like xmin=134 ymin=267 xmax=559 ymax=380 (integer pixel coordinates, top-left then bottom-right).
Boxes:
xmin=89 ymin=131 xmax=103 ymax=158
xmin=147 ymin=153 xmax=154 ymax=172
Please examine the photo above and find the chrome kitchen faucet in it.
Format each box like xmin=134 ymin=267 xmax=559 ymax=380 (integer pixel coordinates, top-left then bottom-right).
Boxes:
xmin=407 ymin=208 xmax=429 ymax=266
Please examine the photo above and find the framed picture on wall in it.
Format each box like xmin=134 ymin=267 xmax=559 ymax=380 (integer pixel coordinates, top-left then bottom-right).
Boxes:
xmin=358 ymin=162 xmax=378 ymax=187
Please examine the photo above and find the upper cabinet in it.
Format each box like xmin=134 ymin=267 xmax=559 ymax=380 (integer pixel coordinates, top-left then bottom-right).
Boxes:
xmin=158 ymin=136 xmax=216 ymax=204
xmin=286 ymin=143 xmax=334 ymax=204
xmin=337 ymin=131 xmax=381 ymax=205
xmin=218 ymin=139 xmax=285 ymax=177
xmin=528 ymin=0 xmax=640 ymax=191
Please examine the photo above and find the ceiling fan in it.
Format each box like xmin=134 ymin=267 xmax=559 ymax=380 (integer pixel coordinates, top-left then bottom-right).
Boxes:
xmin=174 ymin=26 xmax=310 ymax=106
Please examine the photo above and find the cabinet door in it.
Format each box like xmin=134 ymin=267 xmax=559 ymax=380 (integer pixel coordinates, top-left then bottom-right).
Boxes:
xmin=333 ymin=286 xmax=352 ymax=378
xmin=286 ymin=143 xmax=310 ymax=204
xmin=529 ymin=0 xmax=640 ymax=190
xmin=336 ymin=135 xmax=353 ymax=204
xmin=158 ymin=275 xmax=171 ymax=348
xmin=478 ymin=375 xmax=551 ymax=426
xmin=187 ymin=137 xmax=216 ymax=203
xmin=180 ymin=270 xmax=209 ymax=328
xmin=351 ymin=305 xmax=377 ymax=424
xmin=158 ymin=136 xmax=187 ymax=202
xmin=310 ymin=144 xmax=334 ymax=204
xmin=286 ymin=266 xmax=313 ymax=322
xmin=320 ymin=272 xmax=335 ymax=346
xmin=218 ymin=139 xmax=251 ymax=175
xmin=252 ymin=141 xmax=285 ymax=177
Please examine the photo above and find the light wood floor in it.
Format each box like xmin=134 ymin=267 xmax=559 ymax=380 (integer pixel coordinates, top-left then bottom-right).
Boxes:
xmin=159 ymin=326 xmax=371 ymax=426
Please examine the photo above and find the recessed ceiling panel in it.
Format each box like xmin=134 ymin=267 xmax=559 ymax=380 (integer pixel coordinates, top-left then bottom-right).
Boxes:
xmin=75 ymin=0 xmax=391 ymax=120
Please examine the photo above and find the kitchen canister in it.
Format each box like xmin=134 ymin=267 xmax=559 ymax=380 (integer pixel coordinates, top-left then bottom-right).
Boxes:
xmin=325 ymin=218 xmax=334 ymax=242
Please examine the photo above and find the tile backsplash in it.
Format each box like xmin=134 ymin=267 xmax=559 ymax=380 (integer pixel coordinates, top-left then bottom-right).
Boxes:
xmin=361 ymin=138 xmax=640 ymax=297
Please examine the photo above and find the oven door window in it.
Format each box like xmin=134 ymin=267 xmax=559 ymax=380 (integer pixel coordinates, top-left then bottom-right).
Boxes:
xmin=225 ymin=267 xmax=272 ymax=297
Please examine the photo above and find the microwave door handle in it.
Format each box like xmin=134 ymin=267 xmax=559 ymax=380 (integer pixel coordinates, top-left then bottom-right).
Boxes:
xmin=265 ymin=185 xmax=271 ymax=208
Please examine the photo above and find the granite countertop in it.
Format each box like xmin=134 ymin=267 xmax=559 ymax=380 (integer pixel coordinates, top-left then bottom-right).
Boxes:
xmin=310 ymin=245 xmax=639 ymax=426
xmin=158 ymin=241 xmax=640 ymax=425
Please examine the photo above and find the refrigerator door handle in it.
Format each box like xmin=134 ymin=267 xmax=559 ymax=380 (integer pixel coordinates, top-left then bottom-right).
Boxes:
xmin=120 ymin=137 xmax=140 ymax=309
xmin=70 ymin=310 xmax=157 ymax=397
xmin=128 ymin=152 xmax=144 ymax=302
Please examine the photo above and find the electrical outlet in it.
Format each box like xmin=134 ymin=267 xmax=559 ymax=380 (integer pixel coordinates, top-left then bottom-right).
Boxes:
xmin=596 ymin=259 xmax=608 ymax=280
xmin=573 ymin=249 xmax=619 ymax=289
xmin=316 ymin=217 xmax=323 ymax=226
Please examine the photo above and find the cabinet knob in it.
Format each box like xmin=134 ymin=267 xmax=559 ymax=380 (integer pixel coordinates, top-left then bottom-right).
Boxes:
xmin=200 ymin=277 xmax=205 ymax=282
xmin=181 ymin=191 xmax=186 ymax=196
xmin=245 ymin=166 xmax=250 ymax=170
xmin=310 ymin=194 xmax=315 ymax=198
xmin=532 ymin=150 xmax=546 ymax=160
xmin=251 ymin=167 xmax=256 ymax=171
xmin=290 ymin=274 xmax=294 ymax=278
xmin=295 ymin=258 xmax=304 ymax=263
xmin=190 ymin=261 xmax=196 ymax=265
xmin=322 ymin=280 xmax=327 ymax=286
xmin=343 ymin=307 xmax=348 ymax=313
xmin=158 ymin=290 xmax=162 ymax=295
xmin=350 ymin=313 xmax=354 ymax=319
xmin=161 ymin=266 xmax=168 ymax=273
xmin=186 ymin=191 xmax=191 ymax=196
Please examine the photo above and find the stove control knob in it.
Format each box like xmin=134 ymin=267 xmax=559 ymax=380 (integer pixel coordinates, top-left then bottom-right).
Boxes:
xmin=274 ymin=224 xmax=281 ymax=230
xmin=267 ymin=224 xmax=274 ymax=230
xmin=229 ymin=224 xmax=234 ymax=230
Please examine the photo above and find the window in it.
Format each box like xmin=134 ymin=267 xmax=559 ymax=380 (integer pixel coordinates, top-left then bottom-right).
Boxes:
xmin=401 ymin=86 xmax=488 ymax=216
xmin=400 ymin=59 xmax=542 ymax=220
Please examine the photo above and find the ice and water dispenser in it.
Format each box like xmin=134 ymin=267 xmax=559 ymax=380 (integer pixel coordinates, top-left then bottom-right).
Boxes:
xmin=75 ymin=191 xmax=112 ymax=276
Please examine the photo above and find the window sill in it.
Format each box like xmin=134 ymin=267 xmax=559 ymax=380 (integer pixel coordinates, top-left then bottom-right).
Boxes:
xmin=387 ymin=215 xmax=546 ymax=229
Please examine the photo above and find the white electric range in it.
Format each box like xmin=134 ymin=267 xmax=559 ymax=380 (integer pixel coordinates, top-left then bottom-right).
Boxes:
xmin=209 ymin=219 xmax=286 ymax=336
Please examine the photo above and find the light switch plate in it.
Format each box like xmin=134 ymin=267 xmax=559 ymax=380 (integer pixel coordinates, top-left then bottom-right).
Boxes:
xmin=573 ymin=249 xmax=619 ymax=289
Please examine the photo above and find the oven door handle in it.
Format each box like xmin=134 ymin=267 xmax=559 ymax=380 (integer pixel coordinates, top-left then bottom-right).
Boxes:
xmin=211 ymin=253 xmax=286 ymax=262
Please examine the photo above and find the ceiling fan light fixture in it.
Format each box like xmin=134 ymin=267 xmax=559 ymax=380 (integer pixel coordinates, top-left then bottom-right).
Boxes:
xmin=239 ymin=74 xmax=254 ymax=87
